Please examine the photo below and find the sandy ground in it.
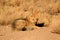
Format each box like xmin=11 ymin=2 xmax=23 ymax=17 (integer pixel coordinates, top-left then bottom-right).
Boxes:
xmin=0 ymin=25 xmax=60 ymax=40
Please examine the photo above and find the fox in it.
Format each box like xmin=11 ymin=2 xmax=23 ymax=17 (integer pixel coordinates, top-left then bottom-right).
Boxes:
xmin=13 ymin=10 xmax=51 ymax=31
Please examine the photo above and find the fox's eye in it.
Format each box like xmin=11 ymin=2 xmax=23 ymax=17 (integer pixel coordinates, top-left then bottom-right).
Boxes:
xmin=35 ymin=23 xmax=44 ymax=27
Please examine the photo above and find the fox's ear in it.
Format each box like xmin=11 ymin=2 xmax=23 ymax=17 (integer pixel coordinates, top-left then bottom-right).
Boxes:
xmin=11 ymin=19 xmax=26 ymax=31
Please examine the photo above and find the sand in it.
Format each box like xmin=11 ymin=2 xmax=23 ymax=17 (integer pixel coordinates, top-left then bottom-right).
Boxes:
xmin=0 ymin=25 xmax=60 ymax=40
